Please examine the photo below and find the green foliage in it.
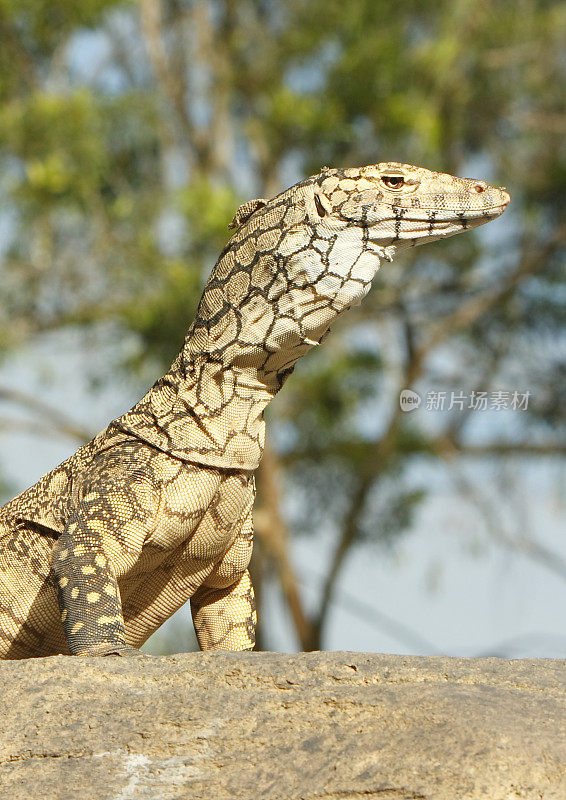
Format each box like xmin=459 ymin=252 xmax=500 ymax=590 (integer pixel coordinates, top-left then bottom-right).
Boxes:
xmin=119 ymin=257 xmax=202 ymax=367
xmin=360 ymin=482 xmax=426 ymax=549
xmin=264 ymin=86 xmax=349 ymax=156
xmin=280 ymin=345 xmax=383 ymax=452
xmin=0 ymin=89 xmax=109 ymax=208
xmin=178 ymin=178 xmax=241 ymax=254
xmin=0 ymin=0 xmax=122 ymax=52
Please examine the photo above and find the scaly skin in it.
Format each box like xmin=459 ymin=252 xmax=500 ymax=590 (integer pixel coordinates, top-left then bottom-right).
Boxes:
xmin=0 ymin=163 xmax=509 ymax=658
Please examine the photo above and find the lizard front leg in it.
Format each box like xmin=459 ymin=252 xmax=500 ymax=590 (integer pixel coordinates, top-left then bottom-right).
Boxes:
xmin=191 ymin=495 xmax=256 ymax=651
xmin=191 ymin=569 xmax=256 ymax=651
xmin=51 ymin=507 xmax=141 ymax=657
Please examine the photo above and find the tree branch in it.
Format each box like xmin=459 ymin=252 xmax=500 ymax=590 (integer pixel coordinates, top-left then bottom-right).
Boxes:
xmin=300 ymin=568 xmax=439 ymax=654
xmin=0 ymin=388 xmax=93 ymax=443
xmin=254 ymin=444 xmax=313 ymax=650
xmin=139 ymin=0 xmax=198 ymax=155
xmin=416 ymin=217 xmax=566 ymax=362
xmin=432 ymin=442 xmax=566 ymax=584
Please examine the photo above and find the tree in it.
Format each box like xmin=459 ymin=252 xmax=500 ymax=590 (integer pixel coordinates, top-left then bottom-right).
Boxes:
xmin=0 ymin=0 xmax=564 ymax=653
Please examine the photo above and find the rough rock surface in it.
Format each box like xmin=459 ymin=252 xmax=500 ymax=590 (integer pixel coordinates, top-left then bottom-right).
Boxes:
xmin=1 ymin=651 xmax=564 ymax=800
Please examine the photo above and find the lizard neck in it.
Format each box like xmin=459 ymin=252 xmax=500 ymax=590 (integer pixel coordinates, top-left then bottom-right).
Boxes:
xmin=111 ymin=354 xmax=273 ymax=471
xmin=112 ymin=280 xmax=328 ymax=472
xmin=113 ymin=216 xmax=392 ymax=470
xmin=111 ymin=279 xmax=345 ymax=471
xmin=118 ymin=278 xmax=340 ymax=471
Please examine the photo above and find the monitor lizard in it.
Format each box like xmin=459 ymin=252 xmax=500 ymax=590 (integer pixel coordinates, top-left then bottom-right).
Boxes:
xmin=0 ymin=163 xmax=510 ymax=658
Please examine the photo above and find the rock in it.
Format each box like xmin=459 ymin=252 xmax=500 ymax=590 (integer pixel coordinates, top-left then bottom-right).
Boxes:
xmin=0 ymin=651 xmax=564 ymax=800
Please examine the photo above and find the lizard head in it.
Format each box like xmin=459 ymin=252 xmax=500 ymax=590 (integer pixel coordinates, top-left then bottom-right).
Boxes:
xmin=310 ymin=162 xmax=510 ymax=247
xmin=231 ymin=162 xmax=509 ymax=243
xmin=227 ymin=162 xmax=509 ymax=316
xmin=191 ymin=163 xmax=509 ymax=384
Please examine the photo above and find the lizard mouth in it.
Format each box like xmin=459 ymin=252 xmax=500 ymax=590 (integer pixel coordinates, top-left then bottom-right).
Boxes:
xmin=366 ymin=205 xmax=507 ymax=243
xmin=377 ymin=200 xmax=509 ymax=234
xmin=399 ymin=202 xmax=509 ymax=220
xmin=415 ymin=191 xmax=511 ymax=216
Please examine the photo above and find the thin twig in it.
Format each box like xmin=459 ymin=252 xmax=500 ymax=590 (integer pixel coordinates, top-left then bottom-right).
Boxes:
xmin=300 ymin=567 xmax=439 ymax=654
xmin=255 ymin=444 xmax=313 ymax=649
xmin=0 ymin=388 xmax=93 ymax=443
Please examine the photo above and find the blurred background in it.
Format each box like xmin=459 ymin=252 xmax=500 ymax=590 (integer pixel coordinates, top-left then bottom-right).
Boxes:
xmin=0 ymin=0 xmax=564 ymax=657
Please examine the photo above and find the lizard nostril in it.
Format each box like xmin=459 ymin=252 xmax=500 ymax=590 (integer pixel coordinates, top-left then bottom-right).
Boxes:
xmin=473 ymin=184 xmax=486 ymax=193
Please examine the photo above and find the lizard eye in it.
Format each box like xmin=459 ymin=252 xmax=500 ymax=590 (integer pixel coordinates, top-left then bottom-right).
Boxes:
xmin=381 ymin=175 xmax=405 ymax=190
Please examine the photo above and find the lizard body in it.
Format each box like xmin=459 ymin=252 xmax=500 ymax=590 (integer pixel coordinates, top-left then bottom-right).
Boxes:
xmin=0 ymin=163 xmax=509 ymax=658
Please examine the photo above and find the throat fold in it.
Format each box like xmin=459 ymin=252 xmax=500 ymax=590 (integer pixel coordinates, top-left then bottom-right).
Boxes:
xmin=112 ymin=356 xmax=277 ymax=471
